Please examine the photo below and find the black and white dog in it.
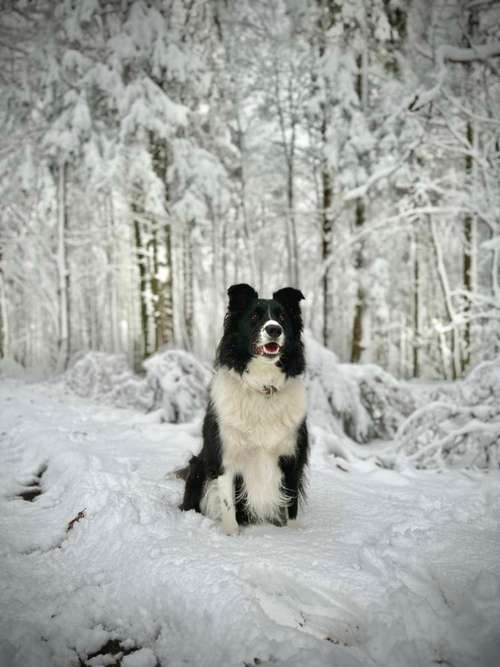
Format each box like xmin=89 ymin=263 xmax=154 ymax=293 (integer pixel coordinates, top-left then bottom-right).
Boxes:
xmin=180 ymin=284 xmax=308 ymax=535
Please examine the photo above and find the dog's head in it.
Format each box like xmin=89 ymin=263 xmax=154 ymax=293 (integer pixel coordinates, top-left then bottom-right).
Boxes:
xmin=216 ymin=283 xmax=305 ymax=376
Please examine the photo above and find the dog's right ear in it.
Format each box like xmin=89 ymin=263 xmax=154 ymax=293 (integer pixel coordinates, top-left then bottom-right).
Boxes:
xmin=227 ymin=283 xmax=258 ymax=311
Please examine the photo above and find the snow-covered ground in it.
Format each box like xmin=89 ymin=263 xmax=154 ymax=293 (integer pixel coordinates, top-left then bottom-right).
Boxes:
xmin=1 ymin=376 xmax=500 ymax=667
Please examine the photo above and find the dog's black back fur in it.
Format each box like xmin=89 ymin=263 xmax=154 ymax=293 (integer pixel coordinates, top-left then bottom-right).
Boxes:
xmin=181 ymin=284 xmax=309 ymax=526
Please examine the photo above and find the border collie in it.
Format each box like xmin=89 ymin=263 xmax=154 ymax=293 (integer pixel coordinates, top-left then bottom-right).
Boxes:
xmin=180 ymin=284 xmax=308 ymax=535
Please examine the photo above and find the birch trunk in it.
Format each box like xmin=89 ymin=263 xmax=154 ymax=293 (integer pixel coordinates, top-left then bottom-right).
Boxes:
xmin=412 ymin=230 xmax=421 ymax=377
xmin=56 ymin=160 xmax=70 ymax=371
xmin=107 ymin=191 xmax=120 ymax=353
xmin=430 ymin=215 xmax=460 ymax=379
xmin=183 ymin=220 xmax=194 ymax=349
xmin=163 ymin=222 xmax=174 ymax=344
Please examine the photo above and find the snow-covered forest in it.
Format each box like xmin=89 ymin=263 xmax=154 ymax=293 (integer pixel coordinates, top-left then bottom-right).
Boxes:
xmin=1 ymin=0 xmax=500 ymax=378
xmin=2 ymin=2 xmax=500 ymax=667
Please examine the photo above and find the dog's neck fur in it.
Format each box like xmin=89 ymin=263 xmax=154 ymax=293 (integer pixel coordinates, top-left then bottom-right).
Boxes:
xmin=241 ymin=355 xmax=287 ymax=396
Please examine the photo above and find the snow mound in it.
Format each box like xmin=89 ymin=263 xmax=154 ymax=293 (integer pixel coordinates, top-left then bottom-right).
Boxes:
xmin=396 ymin=358 xmax=500 ymax=469
xmin=305 ymin=334 xmax=415 ymax=443
xmin=144 ymin=349 xmax=211 ymax=423
xmin=64 ymin=352 xmax=153 ymax=411
xmin=64 ymin=350 xmax=210 ymax=423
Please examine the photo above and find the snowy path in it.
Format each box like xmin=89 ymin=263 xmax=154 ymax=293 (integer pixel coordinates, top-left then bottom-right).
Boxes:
xmin=1 ymin=379 xmax=499 ymax=667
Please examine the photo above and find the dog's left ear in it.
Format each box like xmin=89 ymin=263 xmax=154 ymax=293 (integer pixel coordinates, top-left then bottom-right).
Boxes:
xmin=273 ymin=287 xmax=305 ymax=309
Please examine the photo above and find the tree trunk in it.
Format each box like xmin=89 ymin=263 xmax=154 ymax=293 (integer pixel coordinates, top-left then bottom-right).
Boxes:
xmin=412 ymin=230 xmax=420 ymax=377
xmin=183 ymin=220 xmax=194 ymax=349
xmin=430 ymin=215 xmax=460 ymax=380
xmin=133 ymin=205 xmax=150 ymax=360
xmin=316 ymin=0 xmax=336 ymax=347
xmin=321 ymin=141 xmax=333 ymax=348
xmin=463 ymin=123 xmax=473 ymax=372
xmin=107 ymin=191 xmax=120 ymax=353
xmin=150 ymin=137 xmax=174 ymax=348
xmin=56 ymin=160 xmax=71 ymax=371
xmin=462 ymin=6 xmax=478 ymax=373
xmin=273 ymin=51 xmax=299 ymax=287
xmin=163 ymin=222 xmax=174 ymax=344
xmin=351 ymin=199 xmax=366 ymax=363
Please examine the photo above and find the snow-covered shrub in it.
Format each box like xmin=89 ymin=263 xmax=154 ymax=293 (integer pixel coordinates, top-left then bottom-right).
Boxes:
xmin=305 ymin=335 xmax=371 ymax=441
xmin=396 ymin=358 xmax=500 ymax=469
xmin=143 ymin=350 xmax=211 ymax=423
xmin=345 ymin=363 xmax=416 ymax=439
xmin=64 ymin=349 xmax=211 ymax=422
xmin=64 ymin=352 xmax=154 ymax=411
xmin=305 ymin=334 xmax=415 ymax=442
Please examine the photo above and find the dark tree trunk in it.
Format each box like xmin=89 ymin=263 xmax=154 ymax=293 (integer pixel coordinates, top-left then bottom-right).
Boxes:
xmin=463 ymin=121 xmax=473 ymax=372
xmin=150 ymin=137 xmax=174 ymax=348
xmin=316 ymin=0 xmax=337 ymax=347
xmin=351 ymin=52 xmax=367 ymax=364
xmin=351 ymin=199 xmax=365 ymax=363
xmin=462 ymin=6 xmax=479 ymax=374
xmin=133 ymin=206 xmax=150 ymax=359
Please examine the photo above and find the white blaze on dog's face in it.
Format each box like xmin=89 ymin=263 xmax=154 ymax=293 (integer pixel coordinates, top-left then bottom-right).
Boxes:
xmin=254 ymin=317 xmax=285 ymax=361
xmin=243 ymin=299 xmax=289 ymax=362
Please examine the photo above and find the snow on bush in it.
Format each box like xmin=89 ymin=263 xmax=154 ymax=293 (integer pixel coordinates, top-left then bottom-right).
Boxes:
xmin=143 ymin=349 xmax=211 ymax=423
xmin=305 ymin=333 xmax=415 ymax=443
xmin=64 ymin=352 xmax=153 ymax=411
xmin=396 ymin=358 xmax=500 ymax=469
xmin=64 ymin=350 xmax=211 ymax=423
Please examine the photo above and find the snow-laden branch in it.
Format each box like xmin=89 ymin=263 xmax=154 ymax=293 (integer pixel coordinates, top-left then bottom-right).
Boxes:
xmin=343 ymin=142 xmax=420 ymax=202
xmin=396 ymin=357 xmax=500 ymax=470
xmin=409 ymin=41 xmax=500 ymax=111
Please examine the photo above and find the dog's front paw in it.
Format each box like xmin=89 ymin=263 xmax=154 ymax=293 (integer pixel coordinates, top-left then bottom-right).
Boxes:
xmin=222 ymin=518 xmax=240 ymax=536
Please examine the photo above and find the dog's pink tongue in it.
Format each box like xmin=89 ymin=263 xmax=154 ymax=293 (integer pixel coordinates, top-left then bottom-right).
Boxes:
xmin=264 ymin=342 xmax=279 ymax=353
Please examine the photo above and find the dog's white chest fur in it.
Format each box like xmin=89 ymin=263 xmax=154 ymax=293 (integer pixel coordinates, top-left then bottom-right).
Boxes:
xmin=206 ymin=359 xmax=306 ymax=522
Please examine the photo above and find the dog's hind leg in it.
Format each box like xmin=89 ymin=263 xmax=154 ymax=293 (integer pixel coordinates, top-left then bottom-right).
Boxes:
xmin=218 ymin=471 xmax=239 ymax=536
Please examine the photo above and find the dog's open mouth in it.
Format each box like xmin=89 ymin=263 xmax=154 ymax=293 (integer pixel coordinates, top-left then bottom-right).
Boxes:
xmin=256 ymin=342 xmax=281 ymax=357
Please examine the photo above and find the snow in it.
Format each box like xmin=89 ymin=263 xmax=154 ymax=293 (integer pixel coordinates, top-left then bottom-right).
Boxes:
xmin=1 ymin=376 xmax=499 ymax=667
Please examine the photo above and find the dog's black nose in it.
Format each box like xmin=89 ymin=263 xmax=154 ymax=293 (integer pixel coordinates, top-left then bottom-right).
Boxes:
xmin=265 ymin=323 xmax=282 ymax=338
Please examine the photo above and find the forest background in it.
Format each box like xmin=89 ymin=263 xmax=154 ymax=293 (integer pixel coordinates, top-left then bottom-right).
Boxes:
xmin=1 ymin=0 xmax=500 ymax=380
